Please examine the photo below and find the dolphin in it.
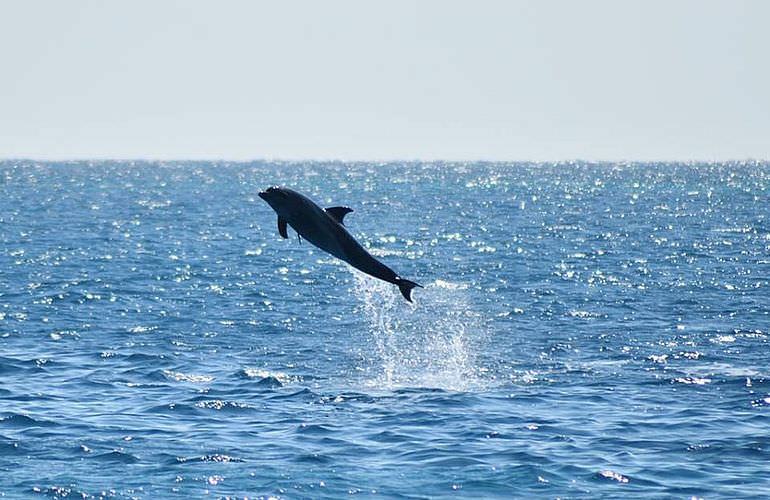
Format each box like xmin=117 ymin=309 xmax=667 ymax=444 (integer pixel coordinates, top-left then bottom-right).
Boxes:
xmin=258 ymin=186 xmax=422 ymax=302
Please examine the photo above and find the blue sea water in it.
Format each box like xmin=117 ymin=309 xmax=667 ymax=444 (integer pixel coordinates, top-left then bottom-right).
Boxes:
xmin=0 ymin=160 xmax=768 ymax=499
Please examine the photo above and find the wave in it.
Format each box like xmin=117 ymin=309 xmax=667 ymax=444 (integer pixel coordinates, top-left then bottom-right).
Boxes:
xmin=171 ymin=453 xmax=245 ymax=465
xmin=0 ymin=414 xmax=59 ymax=428
xmin=237 ymin=368 xmax=304 ymax=387
xmin=90 ymin=450 xmax=140 ymax=464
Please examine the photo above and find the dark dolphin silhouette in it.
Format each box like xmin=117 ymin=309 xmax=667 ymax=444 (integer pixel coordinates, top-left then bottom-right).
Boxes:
xmin=258 ymin=186 xmax=422 ymax=302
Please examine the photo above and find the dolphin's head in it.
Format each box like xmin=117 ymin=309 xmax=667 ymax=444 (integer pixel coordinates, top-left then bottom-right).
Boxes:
xmin=258 ymin=186 xmax=294 ymax=215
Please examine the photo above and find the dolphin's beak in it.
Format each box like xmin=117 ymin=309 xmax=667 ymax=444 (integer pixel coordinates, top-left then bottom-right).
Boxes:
xmin=258 ymin=191 xmax=269 ymax=201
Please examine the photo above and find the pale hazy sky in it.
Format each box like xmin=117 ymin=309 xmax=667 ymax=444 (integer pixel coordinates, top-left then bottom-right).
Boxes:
xmin=1 ymin=0 xmax=768 ymax=161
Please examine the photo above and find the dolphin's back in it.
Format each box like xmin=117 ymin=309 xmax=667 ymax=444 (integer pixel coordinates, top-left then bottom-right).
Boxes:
xmin=286 ymin=191 xmax=400 ymax=283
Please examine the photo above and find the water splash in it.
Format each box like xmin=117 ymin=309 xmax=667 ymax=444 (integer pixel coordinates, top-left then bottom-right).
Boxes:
xmin=351 ymin=270 xmax=485 ymax=392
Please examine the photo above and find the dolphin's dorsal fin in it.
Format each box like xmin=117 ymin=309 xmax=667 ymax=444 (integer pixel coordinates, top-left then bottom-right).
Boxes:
xmin=277 ymin=216 xmax=288 ymax=239
xmin=325 ymin=206 xmax=353 ymax=225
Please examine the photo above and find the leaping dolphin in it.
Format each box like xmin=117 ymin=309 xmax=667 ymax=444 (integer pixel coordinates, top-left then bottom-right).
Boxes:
xmin=258 ymin=186 xmax=422 ymax=302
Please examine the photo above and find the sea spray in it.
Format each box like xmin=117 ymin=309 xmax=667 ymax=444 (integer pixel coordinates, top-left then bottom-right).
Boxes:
xmin=351 ymin=270 xmax=484 ymax=391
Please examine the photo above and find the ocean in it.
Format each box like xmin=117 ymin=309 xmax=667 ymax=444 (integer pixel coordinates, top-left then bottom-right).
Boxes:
xmin=1 ymin=160 xmax=768 ymax=498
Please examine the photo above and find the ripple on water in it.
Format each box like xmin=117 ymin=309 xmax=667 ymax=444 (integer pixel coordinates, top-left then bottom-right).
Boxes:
xmin=194 ymin=400 xmax=254 ymax=412
xmin=0 ymin=414 xmax=60 ymax=429
xmin=267 ymin=388 xmax=317 ymax=401
xmin=173 ymin=453 xmax=245 ymax=464
xmin=163 ymin=370 xmax=214 ymax=383
xmin=0 ymin=439 xmax=22 ymax=455
xmin=238 ymin=368 xmax=302 ymax=386
xmin=91 ymin=450 xmax=141 ymax=464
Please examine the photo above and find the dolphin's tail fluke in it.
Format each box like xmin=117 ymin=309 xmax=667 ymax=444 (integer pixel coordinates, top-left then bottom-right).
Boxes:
xmin=395 ymin=278 xmax=422 ymax=303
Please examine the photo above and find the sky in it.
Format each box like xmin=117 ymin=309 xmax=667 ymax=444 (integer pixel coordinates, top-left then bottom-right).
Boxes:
xmin=1 ymin=0 xmax=768 ymax=162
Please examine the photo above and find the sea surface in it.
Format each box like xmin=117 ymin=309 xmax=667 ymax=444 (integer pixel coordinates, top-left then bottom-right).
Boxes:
xmin=1 ymin=160 xmax=768 ymax=499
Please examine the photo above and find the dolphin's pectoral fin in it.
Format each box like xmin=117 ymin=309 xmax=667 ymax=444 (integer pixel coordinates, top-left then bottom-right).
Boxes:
xmin=277 ymin=216 xmax=289 ymax=239
xmin=325 ymin=206 xmax=353 ymax=225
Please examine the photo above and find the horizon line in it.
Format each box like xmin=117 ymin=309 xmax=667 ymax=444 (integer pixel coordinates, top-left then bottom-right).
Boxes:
xmin=1 ymin=156 xmax=768 ymax=165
